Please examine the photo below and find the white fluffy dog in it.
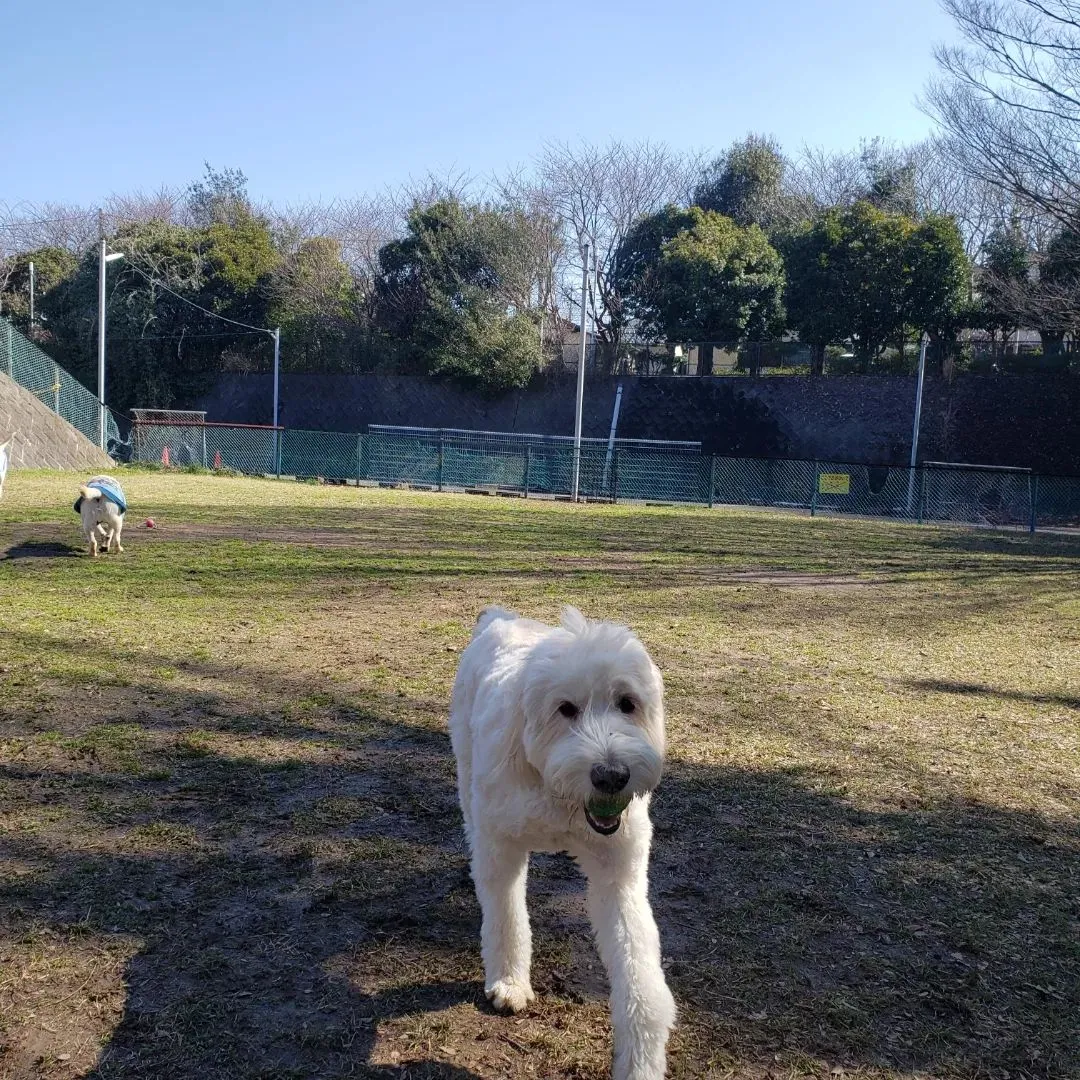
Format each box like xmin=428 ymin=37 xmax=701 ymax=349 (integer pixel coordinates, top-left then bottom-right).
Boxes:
xmin=450 ymin=605 xmax=675 ymax=1080
xmin=76 ymin=475 xmax=126 ymax=556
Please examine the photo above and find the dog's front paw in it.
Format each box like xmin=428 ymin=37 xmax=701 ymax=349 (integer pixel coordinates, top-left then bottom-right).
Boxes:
xmin=486 ymin=978 xmax=535 ymax=1014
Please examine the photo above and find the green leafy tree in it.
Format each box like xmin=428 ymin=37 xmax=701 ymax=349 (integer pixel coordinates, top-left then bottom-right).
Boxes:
xmin=786 ymin=202 xmax=969 ymax=373
xmin=614 ymin=206 xmax=785 ymax=373
xmin=0 ymin=247 xmax=78 ymax=329
xmin=41 ymin=213 xmax=281 ymax=411
xmin=374 ymin=199 xmax=542 ymax=392
xmin=906 ymin=213 xmax=971 ymax=370
xmin=693 ymin=135 xmax=793 ymax=234
xmin=1035 ymin=226 xmax=1080 ymax=355
xmin=611 ymin=205 xmax=699 ymax=338
xmin=861 ymin=139 xmax=919 ymax=217
xmin=271 ymin=237 xmax=362 ymax=372
xmin=187 ymin=164 xmax=253 ymax=228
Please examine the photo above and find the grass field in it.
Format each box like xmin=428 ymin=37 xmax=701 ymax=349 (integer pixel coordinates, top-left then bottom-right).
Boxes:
xmin=0 ymin=471 xmax=1077 ymax=1080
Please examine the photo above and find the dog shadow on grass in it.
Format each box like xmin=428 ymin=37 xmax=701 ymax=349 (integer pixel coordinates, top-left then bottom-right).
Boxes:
xmin=0 ymin=633 xmax=1077 ymax=1079
xmin=1 ymin=539 xmax=82 ymax=560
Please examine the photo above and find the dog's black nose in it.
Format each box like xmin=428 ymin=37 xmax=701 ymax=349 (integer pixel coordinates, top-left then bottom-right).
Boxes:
xmin=590 ymin=763 xmax=630 ymax=794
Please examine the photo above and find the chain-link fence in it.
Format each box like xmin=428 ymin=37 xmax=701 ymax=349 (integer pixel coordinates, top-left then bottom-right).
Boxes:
xmin=127 ymin=419 xmax=1080 ymax=532
xmin=554 ymin=340 xmax=817 ymax=377
xmin=1 ymin=317 xmax=121 ymax=449
xmin=555 ymin=338 xmax=1080 ymax=377
xmin=361 ymin=427 xmax=703 ymax=499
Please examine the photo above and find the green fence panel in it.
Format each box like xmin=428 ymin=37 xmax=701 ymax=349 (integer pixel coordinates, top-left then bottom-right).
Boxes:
xmin=121 ymin=415 xmax=1080 ymax=532
xmin=1 ymin=317 xmax=120 ymax=449
xmin=282 ymin=429 xmax=360 ymax=480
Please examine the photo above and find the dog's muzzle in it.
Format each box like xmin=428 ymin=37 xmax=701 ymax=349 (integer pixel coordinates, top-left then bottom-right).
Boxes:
xmin=585 ymin=764 xmax=633 ymax=835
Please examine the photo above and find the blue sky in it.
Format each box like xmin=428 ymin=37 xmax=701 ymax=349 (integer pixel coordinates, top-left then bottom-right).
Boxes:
xmin=5 ymin=0 xmax=958 ymax=207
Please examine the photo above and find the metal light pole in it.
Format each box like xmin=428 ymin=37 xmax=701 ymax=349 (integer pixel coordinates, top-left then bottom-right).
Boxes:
xmin=272 ymin=326 xmax=282 ymax=476
xmin=571 ymin=242 xmax=590 ymax=502
xmin=272 ymin=327 xmax=281 ymax=427
xmin=906 ymin=333 xmax=929 ymax=512
xmin=97 ymin=217 xmax=124 ymax=451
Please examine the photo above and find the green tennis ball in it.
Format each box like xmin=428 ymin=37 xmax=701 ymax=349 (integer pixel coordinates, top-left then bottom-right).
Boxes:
xmin=587 ymin=793 xmax=633 ymax=818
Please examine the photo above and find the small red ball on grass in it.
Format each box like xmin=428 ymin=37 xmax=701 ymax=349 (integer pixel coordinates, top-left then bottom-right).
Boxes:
xmin=145 ymin=518 xmax=155 ymax=529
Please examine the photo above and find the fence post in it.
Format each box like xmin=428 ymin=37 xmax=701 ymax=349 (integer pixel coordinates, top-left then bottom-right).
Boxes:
xmin=52 ymin=363 xmax=60 ymax=414
xmin=201 ymin=425 xmax=207 ymax=468
xmin=610 ymin=449 xmax=618 ymax=502
xmin=356 ymin=433 xmax=363 ymax=485
xmin=917 ymin=467 xmax=926 ymax=525
xmin=437 ymin=434 xmax=444 ymax=492
xmin=4 ymin=321 xmax=11 ymax=378
xmin=1029 ymin=474 xmax=1039 ymax=535
xmin=810 ymin=466 xmax=819 ymax=517
xmin=524 ymin=446 xmax=531 ymax=498
xmin=708 ymin=455 xmax=716 ymax=509
xmin=275 ymin=428 xmax=282 ymax=479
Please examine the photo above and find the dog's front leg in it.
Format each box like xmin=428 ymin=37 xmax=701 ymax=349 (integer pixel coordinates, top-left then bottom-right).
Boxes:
xmin=586 ymin=861 xmax=676 ymax=1080
xmin=471 ymin=834 xmax=535 ymax=1013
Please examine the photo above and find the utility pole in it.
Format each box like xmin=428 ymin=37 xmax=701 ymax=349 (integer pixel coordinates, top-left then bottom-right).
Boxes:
xmin=906 ymin=333 xmax=929 ymax=513
xmin=97 ymin=210 xmax=107 ymax=450
xmin=571 ymin=243 xmax=590 ymax=502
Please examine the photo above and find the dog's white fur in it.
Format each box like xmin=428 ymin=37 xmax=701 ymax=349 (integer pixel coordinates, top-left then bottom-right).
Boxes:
xmin=78 ymin=476 xmax=124 ymax=557
xmin=0 ymin=435 xmax=12 ymax=499
xmin=450 ymin=606 xmax=675 ymax=1080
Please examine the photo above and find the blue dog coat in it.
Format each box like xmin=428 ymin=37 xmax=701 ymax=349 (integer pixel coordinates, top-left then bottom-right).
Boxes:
xmin=74 ymin=476 xmax=127 ymax=515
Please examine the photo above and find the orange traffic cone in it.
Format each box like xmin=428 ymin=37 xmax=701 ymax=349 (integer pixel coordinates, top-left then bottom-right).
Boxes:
xmin=161 ymin=446 xmax=170 ymax=467
xmin=213 ymin=451 xmax=222 ymax=469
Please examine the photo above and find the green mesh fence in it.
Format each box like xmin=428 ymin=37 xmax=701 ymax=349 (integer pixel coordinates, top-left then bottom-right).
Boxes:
xmin=918 ymin=465 xmax=1035 ymax=527
xmin=281 ymin=429 xmax=362 ymax=480
xmin=126 ymin=419 xmax=1080 ymax=532
xmin=132 ymin=422 xmax=281 ymax=476
xmin=1034 ymin=473 xmax=1080 ymax=528
xmin=1 ymin=317 xmax=121 ymax=450
xmin=363 ymin=426 xmax=704 ymax=500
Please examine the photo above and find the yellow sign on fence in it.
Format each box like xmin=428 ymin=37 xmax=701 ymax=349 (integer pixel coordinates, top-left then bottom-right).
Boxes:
xmin=818 ymin=472 xmax=851 ymax=495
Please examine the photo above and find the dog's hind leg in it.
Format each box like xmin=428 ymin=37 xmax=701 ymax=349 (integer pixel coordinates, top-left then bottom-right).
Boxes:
xmin=472 ymin=835 xmax=535 ymax=1014
xmin=584 ymin=857 xmax=676 ymax=1080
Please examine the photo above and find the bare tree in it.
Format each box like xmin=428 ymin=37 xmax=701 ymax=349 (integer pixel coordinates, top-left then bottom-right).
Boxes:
xmin=0 ymin=188 xmax=190 ymax=257
xmin=0 ymin=201 xmax=98 ymax=254
xmin=395 ymin=168 xmax=476 ymax=218
xmin=785 ymin=144 xmax=865 ymax=213
xmin=927 ymin=0 xmax=1080 ymax=230
xmin=494 ymin=167 xmax=567 ymax=358
xmin=105 ymin=187 xmax=186 ymax=229
xmin=0 ymin=248 xmax=14 ymax=315
xmin=536 ymin=140 xmax=696 ymax=366
xmin=327 ymin=195 xmax=399 ymax=283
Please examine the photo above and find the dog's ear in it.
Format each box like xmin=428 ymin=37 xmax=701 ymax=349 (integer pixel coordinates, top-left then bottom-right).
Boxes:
xmin=560 ymin=606 xmax=589 ymax=635
xmin=473 ymin=606 xmax=515 ymax=639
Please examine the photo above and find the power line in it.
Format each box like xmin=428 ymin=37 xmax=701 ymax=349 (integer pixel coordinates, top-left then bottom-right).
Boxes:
xmin=122 ymin=261 xmax=275 ymax=336
xmin=108 ymin=330 xmax=269 ymax=342
xmin=0 ymin=214 xmax=98 ymax=231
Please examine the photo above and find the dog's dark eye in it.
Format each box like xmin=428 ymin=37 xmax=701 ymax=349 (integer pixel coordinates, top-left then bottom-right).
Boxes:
xmin=617 ymin=696 xmax=636 ymax=714
xmin=558 ymin=701 xmax=579 ymax=719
